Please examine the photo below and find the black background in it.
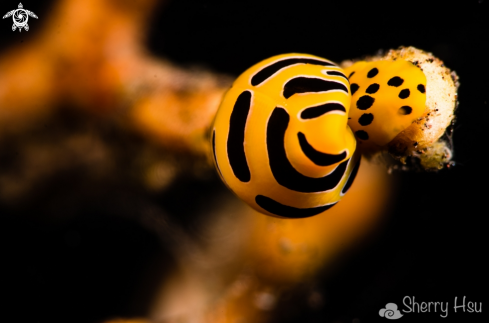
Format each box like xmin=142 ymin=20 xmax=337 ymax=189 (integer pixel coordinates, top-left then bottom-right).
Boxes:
xmin=1 ymin=0 xmax=488 ymax=322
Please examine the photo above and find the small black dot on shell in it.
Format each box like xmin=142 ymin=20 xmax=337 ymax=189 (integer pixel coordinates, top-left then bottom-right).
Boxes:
xmin=356 ymin=95 xmax=375 ymax=110
xmin=350 ymin=83 xmax=359 ymax=95
xmin=399 ymin=89 xmax=410 ymax=99
xmin=387 ymin=76 xmax=404 ymax=87
xmin=366 ymin=83 xmax=379 ymax=94
xmin=358 ymin=113 xmax=374 ymax=126
xmin=355 ymin=130 xmax=369 ymax=140
xmin=367 ymin=68 xmax=378 ymax=78
xmin=417 ymin=84 xmax=426 ymax=93
xmin=398 ymin=106 xmax=413 ymax=115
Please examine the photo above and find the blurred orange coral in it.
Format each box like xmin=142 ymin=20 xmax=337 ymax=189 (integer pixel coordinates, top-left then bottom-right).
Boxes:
xmin=0 ymin=0 xmax=230 ymax=154
xmin=149 ymin=159 xmax=394 ymax=323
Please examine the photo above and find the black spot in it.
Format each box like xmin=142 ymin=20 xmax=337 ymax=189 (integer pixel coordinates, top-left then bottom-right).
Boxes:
xmin=255 ymin=195 xmax=336 ymax=218
xmin=283 ymin=77 xmax=348 ymax=99
xmin=355 ymin=130 xmax=369 ymax=140
xmin=300 ymin=103 xmax=346 ymax=119
xmin=366 ymin=83 xmax=379 ymax=94
xmin=227 ymin=91 xmax=251 ymax=182
xmin=356 ymin=95 xmax=375 ymax=110
xmin=350 ymin=83 xmax=359 ymax=95
xmin=399 ymin=89 xmax=410 ymax=99
xmin=341 ymin=157 xmax=361 ymax=195
xmin=367 ymin=68 xmax=378 ymax=78
xmin=251 ymin=58 xmax=335 ymax=86
xmin=212 ymin=130 xmax=223 ymax=177
xmin=349 ymin=71 xmax=355 ymax=79
xmin=298 ymin=132 xmax=347 ymax=166
xmin=267 ymin=108 xmax=349 ymax=193
xmin=398 ymin=106 xmax=413 ymax=115
xmin=326 ymin=70 xmax=349 ymax=81
xmin=417 ymin=84 xmax=426 ymax=93
xmin=358 ymin=113 xmax=374 ymax=126
xmin=388 ymin=76 xmax=404 ymax=87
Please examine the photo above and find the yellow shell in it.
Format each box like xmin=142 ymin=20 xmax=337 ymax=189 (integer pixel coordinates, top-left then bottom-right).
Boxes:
xmin=212 ymin=53 xmax=360 ymax=218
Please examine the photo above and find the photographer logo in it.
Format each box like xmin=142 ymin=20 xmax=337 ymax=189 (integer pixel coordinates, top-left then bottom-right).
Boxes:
xmin=380 ymin=296 xmax=482 ymax=319
xmin=3 ymin=3 xmax=38 ymax=32
xmin=379 ymin=303 xmax=403 ymax=320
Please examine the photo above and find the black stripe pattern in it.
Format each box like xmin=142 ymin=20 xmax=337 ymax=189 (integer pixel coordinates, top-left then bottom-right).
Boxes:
xmin=266 ymin=108 xmax=348 ymax=193
xmin=326 ymin=70 xmax=349 ymax=81
xmin=213 ymin=54 xmax=359 ymax=219
xmin=255 ymin=195 xmax=336 ymax=218
xmin=298 ymin=132 xmax=347 ymax=166
xmin=283 ymin=77 xmax=349 ymax=99
xmin=227 ymin=91 xmax=252 ymax=182
xmin=341 ymin=157 xmax=361 ymax=195
xmin=300 ymin=102 xmax=346 ymax=119
xmin=251 ymin=57 xmax=335 ymax=86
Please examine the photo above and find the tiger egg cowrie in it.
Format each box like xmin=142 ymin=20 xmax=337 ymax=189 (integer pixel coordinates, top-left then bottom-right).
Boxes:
xmin=211 ymin=53 xmax=360 ymax=218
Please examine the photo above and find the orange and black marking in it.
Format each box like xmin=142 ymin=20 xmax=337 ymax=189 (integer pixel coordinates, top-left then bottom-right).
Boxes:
xmin=344 ymin=59 xmax=427 ymax=146
xmin=212 ymin=54 xmax=428 ymax=218
xmin=212 ymin=54 xmax=359 ymax=218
